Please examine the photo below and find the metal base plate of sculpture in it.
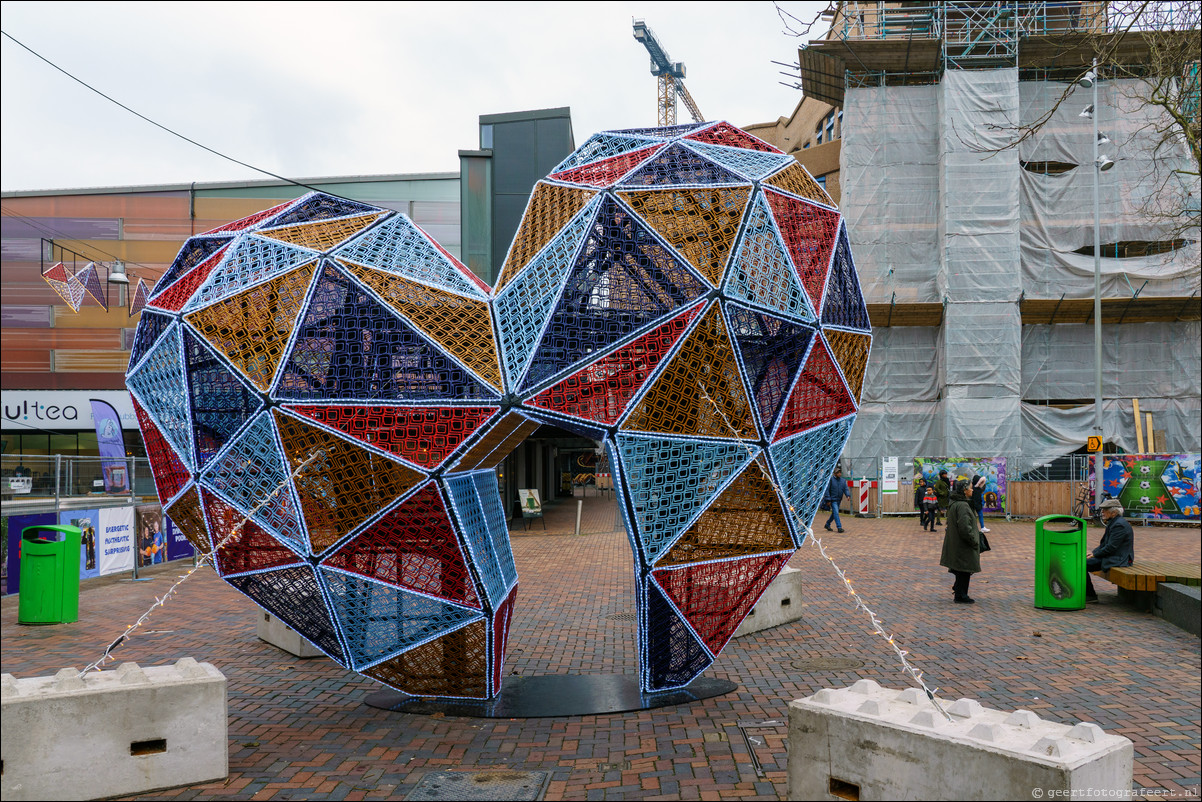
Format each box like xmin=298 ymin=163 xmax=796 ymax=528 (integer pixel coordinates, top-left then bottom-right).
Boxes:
xmin=126 ymin=121 xmax=871 ymax=705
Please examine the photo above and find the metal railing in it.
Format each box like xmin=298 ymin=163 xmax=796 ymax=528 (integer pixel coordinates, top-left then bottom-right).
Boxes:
xmin=1 ymin=454 xmax=156 ymax=506
xmin=831 ymin=2 xmax=1119 ymax=43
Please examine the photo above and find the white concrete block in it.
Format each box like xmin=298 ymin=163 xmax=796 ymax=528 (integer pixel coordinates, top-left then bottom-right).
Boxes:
xmin=257 ymin=610 xmax=324 ymax=658
xmin=1 ymin=658 xmax=227 ymax=801
xmin=734 ymin=566 xmax=803 ymax=637
xmin=788 ymin=681 xmax=1132 ymax=801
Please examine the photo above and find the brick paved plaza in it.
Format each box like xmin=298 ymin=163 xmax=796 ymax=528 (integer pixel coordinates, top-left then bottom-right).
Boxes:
xmin=3 ymin=495 xmax=1199 ymax=800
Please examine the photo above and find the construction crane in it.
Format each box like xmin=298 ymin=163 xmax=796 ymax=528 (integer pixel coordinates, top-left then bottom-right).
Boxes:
xmin=632 ymin=19 xmax=705 ymax=127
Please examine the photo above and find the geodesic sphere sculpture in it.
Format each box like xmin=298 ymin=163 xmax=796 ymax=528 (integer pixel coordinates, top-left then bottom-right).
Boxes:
xmin=126 ymin=120 xmax=871 ymax=700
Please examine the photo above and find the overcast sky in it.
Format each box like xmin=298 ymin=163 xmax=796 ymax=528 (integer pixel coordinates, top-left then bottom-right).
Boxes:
xmin=1 ymin=1 xmax=830 ymax=193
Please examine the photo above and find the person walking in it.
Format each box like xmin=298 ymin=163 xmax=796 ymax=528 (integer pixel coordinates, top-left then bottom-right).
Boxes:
xmin=823 ymin=465 xmax=850 ymax=533
xmin=933 ymin=470 xmax=950 ymax=528
xmin=970 ymin=474 xmax=990 ymax=533
xmin=939 ymin=479 xmax=982 ymax=603
xmin=921 ymin=483 xmax=940 ymax=531
xmin=1085 ymin=498 xmax=1134 ymax=603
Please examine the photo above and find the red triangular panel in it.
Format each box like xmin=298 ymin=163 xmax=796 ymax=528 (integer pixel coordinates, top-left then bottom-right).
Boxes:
xmin=773 ymin=336 xmax=857 ymax=442
xmin=132 ymin=396 xmax=191 ymax=503
xmin=491 ymin=586 xmax=518 ymax=695
xmin=549 ymin=144 xmax=665 ymax=188
xmin=204 ymin=200 xmax=293 ymax=235
xmin=147 ymin=245 xmax=229 ymax=313
xmin=685 ymin=122 xmax=782 ymax=153
xmin=763 ymin=189 xmax=841 ymax=312
xmin=203 ymin=489 xmax=303 ymax=576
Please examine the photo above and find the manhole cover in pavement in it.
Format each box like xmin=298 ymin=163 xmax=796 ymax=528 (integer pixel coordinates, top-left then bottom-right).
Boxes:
xmin=405 ymin=770 xmax=549 ymax=801
xmin=790 ymin=658 xmax=865 ymax=671
xmin=607 ymin=612 xmax=636 ymax=621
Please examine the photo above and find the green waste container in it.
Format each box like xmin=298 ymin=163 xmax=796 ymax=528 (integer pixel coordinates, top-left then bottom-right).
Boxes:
xmin=1034 ymin=514 xmax=1087 ymax=610
xmin=18 ymin=524 xmax=82 ymax=625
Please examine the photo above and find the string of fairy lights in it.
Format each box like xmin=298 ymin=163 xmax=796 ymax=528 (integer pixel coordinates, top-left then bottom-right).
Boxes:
xmin=78 ymin=449 xmax=327 ymax=676
xmin=693 ymin=379 xmax=954 ymax=722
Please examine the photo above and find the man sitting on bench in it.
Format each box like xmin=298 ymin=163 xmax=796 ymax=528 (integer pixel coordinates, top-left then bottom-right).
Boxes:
xmin=1086 ymin=498 xmax=1135 ymax=604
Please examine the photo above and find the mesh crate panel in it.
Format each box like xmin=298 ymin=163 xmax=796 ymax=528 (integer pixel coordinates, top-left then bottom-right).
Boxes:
xmin=551 ymin=133 xmax=666 ymax=173
xmin=133 ymin=397 xmax=191 ymax=504
xmin=615 ymin=434 xmax=754 ymax=566
xmin=185 ymin=262 xmax=316 ymax=392
xmin=764 ymin=162 xmax=835 ymax=208
xmin=362 ymin=619 xmax=488 ymax=699
xmin=764 ymin=189 xmax=841 ymax=312
xmin=685 ymin=122 xmax=781 ymax=153
xmin=726 ymin=305 xmax=817 ymax=438
xmin=341 ymin=261 xmax=502 ymax=391
xmin=128 ymin=310 xmax=174 ymax=372
xmin=333 ymin=214 xmax=487 ymax=299
xmin=491 ymin=587 xmax=518 ymax=695
xmin=43 ymin=264 xmax=87 ymax=311
xmin=617 ymin=187 xmax=748 ymax=287
xmin=127 ymin=325 xmax=194 ymax=469
xmin=204 ymin=489 xmax=303 ymax=577
xmin=657 ymin=456 xmax=793 ymax=567
xmin=768 ymin=415 xmax=857 ymax=536
xmin=652 ymin=552 xmax=789 ymax=655
xmin=287 ymin=404 xmax=498 ymax=470
xmin=550 ymin=144 xmax=664 ymax=188
xmin=77 ymin=263 xmax=108 ymax=310
xmin=494 ymin=207 xmax=595 ymax=386
xmin=228 ymin=565 xmax=346 ymax=663
xmin=615 ymin=122 xmax=708 ymax=137
xmin=642 ymin=580 xmax=714 ymax=689
xmin=129 ymin=280 xmax=150 ymax=316
xmin=526 ymin=302 xmax=702 ymax=425
xmin=622 ymin=305 xmax=756 ymax=439
xmin=150 ymin=236 xmax=231 ymax=298
xmin=820 ymin=225 xmax=871 ymax=332
xmin=322 ymin=568 xmax=483 ymax=671
xmin=259 ymin=212 xmax=384 ymax=252
xmin=617 ymin=143 xmax=745 ymax=188
xmin=204 ymin=200 xmax=293 ymax=235
xmin=201 ymin=412 xmax=308 ymax=552
xmin=183 ymin=329 xmax=261 ymax=470
xmin=322 ymin=483 xmax=481 ymax=609
xmin=496 ymin=183 xmax=598 ymax=292
xmin=164 ymin=485 xmax=210 ymax=555
xmin=685 ymin=141 xmax=795 ymax=181
xmin=724 ymin=193 xmax=817 ymax=323
xmin=824 ymin=329 xmax=872 ymax=405
xmin=148 ymin=245 xmax=231 ymax=314
xmin=183 ymin=235 xmax=316 ymax=314
xmin=264 ymin=194 xmax=380 ymax=228
xmin=520 ymin=195 xmax=709 ymax=391
xmin=277 ymin=262 xmax=497 ymax=402
xmin=774 ymin=335 xmax=857 ymax=442
xmin=474 ymin=471 xmax=517 ymax=589
xmin=444 ymin=474 xmax=512 ymax=607
xmin=275 ymin=410 xmax=424 ymax=554
xmin=448 ymin=411 xmax=540 ymax=472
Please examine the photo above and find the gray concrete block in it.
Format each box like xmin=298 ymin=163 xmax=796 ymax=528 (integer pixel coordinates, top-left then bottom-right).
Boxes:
xmin=1 ymin=658 xmax=227 ymax=801
xmin=788 ymin=680 xmax=1132 ymax=801
xmin=257 ymin=610 xmax=325 ymax=658
xmin=1156 ymin=583 xmax=1201 ymax=637
xmin=734 ymin=566 xmax=803 ymax=638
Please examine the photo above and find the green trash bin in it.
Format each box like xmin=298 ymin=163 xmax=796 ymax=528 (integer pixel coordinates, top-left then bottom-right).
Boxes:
xmin=18 ymin=524 xmax=82 ymax=625
xmin=1034 ymin=514 xmax=1087 ymax=610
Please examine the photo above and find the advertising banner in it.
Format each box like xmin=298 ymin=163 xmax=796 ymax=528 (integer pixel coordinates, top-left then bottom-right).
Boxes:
xmin=1101 ymin=454 xmax=1200 ymax=520
xmin=97 ymin=507 xmax=136 ymax=576
xmin=61 ymin=509 xmax=101 ymax=580
xmin=90 ymin=398 xmax=130 ymax=494
xmin=164 ymin=515 xmax=196 ymax=562
xmin=135 ymin=504 xmax=167 ymax=567
xmin=912 ymin=457 xmax=1007 ymax=513
xmin=882 ymin=457 xmax=899 ymax=494
xmin=5 ymin=512 xmax=57 ymax=595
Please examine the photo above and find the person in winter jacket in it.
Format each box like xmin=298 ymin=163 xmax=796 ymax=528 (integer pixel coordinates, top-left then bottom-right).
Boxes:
xmin=921 ymin=484 xmax=940 ymax=531
xmin=932 ymin=471 xmax=951 ymax=527
xmin=1084 ymin=498 xmax=1135 ymax=603
xmin=939 ymin=479 xmax=981 ymax=603
xmin=969 ymin=474 xmax=990 ymax=533
xmin=823 ymin=466 xmax=850 ymax=533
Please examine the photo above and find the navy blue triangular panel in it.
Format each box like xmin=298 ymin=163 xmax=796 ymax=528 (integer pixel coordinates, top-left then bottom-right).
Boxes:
xmin=518 ymin=406 xmax=609 ymax=444
xmin=264 ymin=193 xmax=381 ymax=229
xmin=820 ymin=225 xmax=871 ymax=332
xmin=227 ymin=564 xmax=346 ymax=664
xmin=642 ymin=578 xmax=714 ymax=690
xmin=150 ymin=236 xmax=231 ymax=298
xmin=127 ymin=310 xmax=175 ymax=371
xmin=321 ymin=568 xmax=483 ymax=671
xmin=276 ymin=261 xmax=498 ymax=402
xmin=726 ymin=304 xmax=817 ymax=438
xmin=520 ymin=196 xmax=708 ymax=391
xmin=552 ymin=132 xmax=668 ymax=173
xmin=767 ymin=414 xmax=856 ymax=545
xmin=183 ymin=329 xmax=262 ymax=470
xmin=618 ymin=143 xmax=746 ymax=187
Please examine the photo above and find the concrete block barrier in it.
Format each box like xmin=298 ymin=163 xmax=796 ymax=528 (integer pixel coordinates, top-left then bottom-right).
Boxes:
xmin=257 ymin=610 xmax=325 ymax=658
xmin=788 ymin=679 xmax=1132 ymax=800
xmin=734 ymin=566 xmax=803 ymax=638
xmin=1 ymin=658 xmax=227 ymax=801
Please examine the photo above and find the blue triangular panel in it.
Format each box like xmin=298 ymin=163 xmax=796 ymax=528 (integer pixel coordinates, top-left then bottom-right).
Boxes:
xmin=767 ymin=415 xmax=856 ymax=544
xmin=182 ymin=329 xmax=262 ymax=470
xmin=332 ymin=214 xmax=485 ymax=298
xmin=444 ymin=474 xmax=512 ymax=607
xmin=183 ymin=235 xmax=317 ymax=313
xmin=126 ymin=324 xmax=194 ymax=470
xmin=725 ymin=304 xmax=817 ymax=439
xmin=821 ymin=224 xmax=871 ymax=332
xmin=685 ymin=141 xmax=795 ymax=181
xmin=228 ymin=564 xmax=346 ymax=664
xmin=617 ymin=143 xmax=747 ymax=187
xmin=641 ymin=578 xmax=714 ymax=690
xmin=723 ymin=193 xmax=817 ymax=323
xmin=552 ymin=132 xmax=670 ymax=173
xmin=127 ymin=309 xmax=175 ymax=372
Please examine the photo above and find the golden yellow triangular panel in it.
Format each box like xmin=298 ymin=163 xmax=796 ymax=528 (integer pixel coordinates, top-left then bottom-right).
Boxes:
xmin=164 ymin=484 xmax=210 ymax=554
xmin=495 ymin=183 xmax=597 ymax=293
xmin=622 ymin=305 xmax=756 ymax=438
xmin=259 ymin=213 xmax=385 ymax=252
xmin=764 ymin=163 xmax=834 ymax=207
xmin=339 ymin=260 xmax=503 ymax=392
xmin=362 ymin=619 xmax=488 ymax=698
xmin=185 ymin=262 xmax=317 ymax=392
xmin=657 ymin=457 xmax=793 ymax=567
xmin=617 ymin=187 xmax=750 ymax=286
xmin=273 ymin=410 xmax=424 ymax=553
xmin=823 ymin=329 xmax=871 ymax=404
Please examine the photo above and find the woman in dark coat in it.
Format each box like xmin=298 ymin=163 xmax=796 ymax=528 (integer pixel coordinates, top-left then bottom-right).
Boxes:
xmin=939 ymin=479 xmax=981 ymax=603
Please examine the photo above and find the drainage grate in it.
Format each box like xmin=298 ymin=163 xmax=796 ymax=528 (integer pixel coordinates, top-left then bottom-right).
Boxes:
xmin=790 ymin=658 xmax=865 ymax=671
xmin=606 ymin=612 xmax=636 ymax=622
xmin=405 ymin=770 xmax=549 ymax=801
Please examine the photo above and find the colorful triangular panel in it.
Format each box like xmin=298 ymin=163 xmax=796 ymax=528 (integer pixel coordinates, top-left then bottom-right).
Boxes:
xmin=642 ymin=579 xmax=714 ymax=689
xmin=496 ymin=182 xmax=599 ymax=293
xmin=128 ymin=279 xmax=150 ymax=317
xmin=163 ymin=484 xmax=210 ymax=555
xmin=773 ymin=335 xmax=857 ymax=442
xmin=823 ymin=329 xmax=872 ymax=405
xmin=549 ymin=144 xmax=664 ymax=188
xmin=768 ymin=415 xmax=856 ymax=539
xmin=264 ymin=193 xmax=381 ymax=228
xmin=128 ymin=310 xmax=175 ymax=372
xmin=361 ymin=619 xmax=488 ymax=699
xmin=228 ymin=565 xmax=346 ymax=663
xmin=183 ymin=328 xmax=262 ymax=470
xmin=723 ymin=192 xmax=817 ymax=323
xmin=204 ymin=488 xmax=303 ymax=576
xmin=333 ymin=214 xmax=486 ymax=298
xmin=150 ymin=236 xmax=232 ymax=298
xmin=763 ymin=188 xmax=841 ymax=312
xmin=444 ymin=473 xmax=514 ymax=608
xmin=617 ymin=187 xmax=749 ymax=286
xmin=820 ymin=225 xmax=871 ymax=332
xmin=259 ymin=212 xmax=385 ymax=252
xmin=617 ymin=142 xmax=747 ymax=187
xmin=725 ymin=304 xmax=817 ymax=437
xmin=764 ymin=162 xmax=835 ymax=208
xmin=77 ymin=263 xmax=108 ymax=310
xmin=126 ymin=324 xmax=194 ymax=470
xmin=684 ymin=122 xmax=782 ymax=153
xmin=551 ymin=132 xmax=667 ymax=173
xmin=133 ymin=396 xmax=191 ymax=504
xmin=149 ymin=245 xmax=231 ymax=314
xmin=684 ymin=141 xmax=795 ymax=181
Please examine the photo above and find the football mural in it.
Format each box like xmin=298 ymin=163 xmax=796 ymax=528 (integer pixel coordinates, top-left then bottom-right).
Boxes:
xmin=126 ymin=121 xmax=871 ymax=699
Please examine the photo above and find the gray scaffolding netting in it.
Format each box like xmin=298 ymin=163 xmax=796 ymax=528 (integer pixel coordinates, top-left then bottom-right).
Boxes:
xmin=842 ymin=68 xmax=1200 ymax=468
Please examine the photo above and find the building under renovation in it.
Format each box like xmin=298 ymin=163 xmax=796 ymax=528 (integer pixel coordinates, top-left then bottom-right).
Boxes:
xmin=782 ymin=1 xmax=1200 ymax=474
